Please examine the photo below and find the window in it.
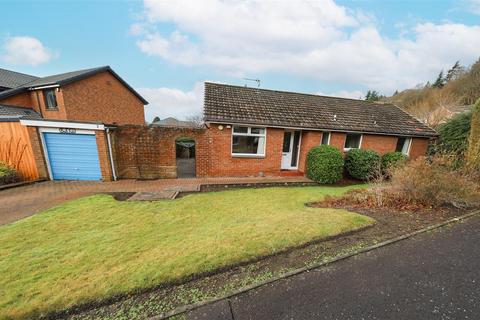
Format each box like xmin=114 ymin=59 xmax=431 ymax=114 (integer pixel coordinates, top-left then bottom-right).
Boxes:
xmin=321 ymin=132 xmax=330 ymax=145
xmin=396 ymin=137 xmax=412 ymax=155
xmin=344 ymin=133 xmax=362 ymax=150
xmin=43 ymin=89 xmax=58 ymax=109
xmin=232 ymin=126 xmax=266 ymax=156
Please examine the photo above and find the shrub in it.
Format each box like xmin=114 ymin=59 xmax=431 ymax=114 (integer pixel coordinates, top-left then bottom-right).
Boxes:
xmin=381 ymin=152 xmax=408 ymax=174
xmin=436 ymin=110 xmax=472 ymax=156
xmin=306 ymin=145 xmax=344 ymax=184
xmin=466 ymin=98 xmax=480 ymax=172
xmin=388 ymin=155 xmax=480 ymax=208
xmin=0 ymin=162 xmax=17 ymax=185
xmin=322 ymin=155 xmax=480 ymax=210
xmin=345 ymin=149 xmax=381 ymax=181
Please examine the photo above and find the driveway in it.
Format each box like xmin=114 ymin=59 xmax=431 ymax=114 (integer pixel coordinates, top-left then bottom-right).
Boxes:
xmin=185 ymin=216 xmax=480 ymax=320
xmin=0 ymin=176 xmax=311 ymax=225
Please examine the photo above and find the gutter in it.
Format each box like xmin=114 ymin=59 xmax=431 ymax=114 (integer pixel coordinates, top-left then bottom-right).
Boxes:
xmin=106 ymin=127 xmax=117 ymax=181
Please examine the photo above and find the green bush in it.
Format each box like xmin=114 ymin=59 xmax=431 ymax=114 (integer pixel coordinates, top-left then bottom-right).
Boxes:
xmin=0 ymin=162 xmax=17 ymax=185
xmin=437 ymin=110 xmax=472 ymax=155
xmin=345 ymin=149 xmax=381 ymax=181
xmin=382 ymin=152 xmax=408 ymax=173
xmin=306 ymin=145 xmax=344 ymax=184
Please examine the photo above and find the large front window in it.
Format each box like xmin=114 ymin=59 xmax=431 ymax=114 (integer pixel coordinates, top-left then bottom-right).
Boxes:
xmin=232 ymin=126 xmax=266 ymax=156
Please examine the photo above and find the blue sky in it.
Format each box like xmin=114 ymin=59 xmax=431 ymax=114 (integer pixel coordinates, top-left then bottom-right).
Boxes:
xmin=1 ymin=0 xmax=479 ymax=121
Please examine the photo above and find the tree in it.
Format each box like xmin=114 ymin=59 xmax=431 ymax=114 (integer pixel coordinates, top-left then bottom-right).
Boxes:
xmin=432 ymin=71 xmax=445 ymax=88
xmin=186 ymin=113 xmax=204 ymax=126
xmin=152 ymin=116 xmax=160 ymax=123
xmin=445 ymin=61 xmax=465 ymax=83
xmin=365 ymin=90 xmax=381 ymax=102
xmin=466 ymin=98 xmax=480 ymax=172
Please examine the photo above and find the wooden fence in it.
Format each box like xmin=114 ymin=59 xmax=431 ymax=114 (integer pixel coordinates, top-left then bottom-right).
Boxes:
xmin=0 ymin=122 xmax=39 ymax=181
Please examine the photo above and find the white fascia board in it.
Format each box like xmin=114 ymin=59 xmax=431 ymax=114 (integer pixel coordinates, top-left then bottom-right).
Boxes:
xmin=28 ymin=84 xmax=60 ymax=90
xmin=20 ymin=119 xmax=105 ymax=130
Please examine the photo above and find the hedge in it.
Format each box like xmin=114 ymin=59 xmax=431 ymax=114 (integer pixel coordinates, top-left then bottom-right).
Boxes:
xmin=306 ymin=145 xmax=344 ymax=184
xmin=345 ymin=149 xmax=381 ymax=181
xmin=0 ymin=162 xmax=17 ymax=185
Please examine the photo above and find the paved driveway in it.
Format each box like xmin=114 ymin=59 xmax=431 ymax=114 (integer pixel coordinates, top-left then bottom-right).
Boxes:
xmin=0 ymin=176 xmax=311 ymax=225
xmin=185 ymin=216 xmax=480 ymax=320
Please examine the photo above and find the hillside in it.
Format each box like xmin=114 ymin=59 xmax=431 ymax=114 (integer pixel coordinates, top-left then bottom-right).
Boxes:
xmin=382 ymin=58 xmax=480 ymax=127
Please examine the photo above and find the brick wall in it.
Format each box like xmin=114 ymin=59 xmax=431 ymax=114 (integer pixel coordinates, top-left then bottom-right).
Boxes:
xmin=95 ymin=131 xmax=114 ymax=181
xmin=25 ymin=126 xmax=49 ymax=180
xmin=298 ymin=131 xmax=322 ymax=173
xmin=409 ymin=138 xmax=430 ymax=159
xmin=361 ymin=134 xmax=398 ymax=155
xmin=111 ymin=125 xmax=432 ymax=179
xmin=62 ymin=72 xmax=145 ymax=125
xmin=203 ymin=124 xmax=284 ymax=177
xmin=112 ymin=125 xmax=208 ymax=179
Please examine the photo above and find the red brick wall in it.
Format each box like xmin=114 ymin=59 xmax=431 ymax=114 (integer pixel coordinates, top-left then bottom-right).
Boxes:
xmin=409 ymin=138 xmax=430 ymax=159
xmin=26 ymin=126 xmax=49 ymax=180
xmin=361 ymin=134 xmax=399 ymax=155
xmin=112 ymin=125 xmax=208 ymax=179
xmin=111 ymin=125 xmax=432 ymax=179
xmin=0 ymin=92 xmax=36 ymax=110
xmin=203 ymin=124 xmax=284 ymax=177
xmin=298 ymin=131 xmax=322 ymax=173
xmin=62 ymin=72 xmax=145 ymax=125
xmin=95 ymin=131 xmax=113 ymax=181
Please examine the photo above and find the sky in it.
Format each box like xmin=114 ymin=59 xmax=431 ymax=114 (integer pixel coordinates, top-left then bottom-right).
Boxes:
xmin=1 ymin=0 xmax=480 ymax=121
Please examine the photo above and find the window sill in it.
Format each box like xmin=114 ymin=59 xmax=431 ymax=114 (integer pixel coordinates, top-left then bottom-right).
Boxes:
xmin=45 ymin=108 xmax=59 ymax=111
xmin=232 ymin=154 xmax=265 ymax=159
xmin=343 ymin=147 xmax=360 ymax=151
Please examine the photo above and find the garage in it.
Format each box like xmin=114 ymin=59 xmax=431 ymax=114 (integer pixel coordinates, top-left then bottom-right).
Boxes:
xmin=42 ymin=131 xmax=102 ymax=180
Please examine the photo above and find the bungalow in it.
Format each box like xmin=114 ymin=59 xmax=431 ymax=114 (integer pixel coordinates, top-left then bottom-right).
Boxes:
xmin=111 ymin=82 xmax=437 ymax=180
xmin=200 ymin=82 xmax=437 ymax=177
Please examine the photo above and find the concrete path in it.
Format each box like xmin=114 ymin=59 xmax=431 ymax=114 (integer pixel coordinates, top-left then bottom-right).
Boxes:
xmin=0 ymin=176 xmax=311 ymax=225
xmin=185 ymin=216 xmax=480 ymax=320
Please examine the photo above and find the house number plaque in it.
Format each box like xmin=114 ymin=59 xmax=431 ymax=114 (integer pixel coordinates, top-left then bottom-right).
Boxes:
xmin=59 ymin=128 xmax=76 ymax=134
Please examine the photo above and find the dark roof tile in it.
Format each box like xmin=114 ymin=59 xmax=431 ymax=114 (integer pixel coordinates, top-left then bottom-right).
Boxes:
xmin=204 ymin=82 xmax=437 ymax=137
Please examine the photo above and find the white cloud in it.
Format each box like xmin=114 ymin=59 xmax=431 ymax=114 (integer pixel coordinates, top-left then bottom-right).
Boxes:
xmin=134 ymin=0 xmax=480 ymax=93
xmin=1 ymin=36 xmax=53 ymax=66
xmin=138 ymin=82 xmax=204 ymax=121
xmin=467 ymin=0 xmax=480 ymax=14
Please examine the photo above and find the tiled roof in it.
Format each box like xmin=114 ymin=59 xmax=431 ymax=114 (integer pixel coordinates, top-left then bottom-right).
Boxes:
xmin=0 ymin=104 xmax=42 ymax=122
xmin=0 ymin=68 xmax=39 ymax=90
xmin=0 ymin=66 xmax=148 ymax=105
xmin=204 ymin=82 xmax=437 ymax=137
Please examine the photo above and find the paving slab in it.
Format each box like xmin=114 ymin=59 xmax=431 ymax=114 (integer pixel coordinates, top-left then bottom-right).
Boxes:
xmin=127 ymin=191 xmax=178 ymax=201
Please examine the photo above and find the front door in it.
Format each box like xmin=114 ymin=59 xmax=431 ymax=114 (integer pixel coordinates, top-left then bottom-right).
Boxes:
xmin=281 ymin=130 xmax=301 ymax=170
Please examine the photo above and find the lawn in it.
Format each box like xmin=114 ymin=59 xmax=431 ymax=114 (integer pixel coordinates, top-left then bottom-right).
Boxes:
xmin=0 ymin=186 xmax=374 ymax=319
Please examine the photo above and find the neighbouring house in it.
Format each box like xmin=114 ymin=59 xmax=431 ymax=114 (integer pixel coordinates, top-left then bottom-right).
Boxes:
xmin=112 ymin=82 xmax=437 ymax=180
xmin=0 ymin=66 xmax=148 ymax=181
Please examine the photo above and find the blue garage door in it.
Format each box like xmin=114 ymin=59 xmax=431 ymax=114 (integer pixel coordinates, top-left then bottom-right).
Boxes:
xmin=43 ymin=132 xmax=102 ymax=180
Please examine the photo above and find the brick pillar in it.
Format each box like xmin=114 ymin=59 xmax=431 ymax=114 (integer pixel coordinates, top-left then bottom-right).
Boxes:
xmin=95 ymin=130 xmax=113 ymax=181
xmin=26 ymin=126 xmax=49 ymax=180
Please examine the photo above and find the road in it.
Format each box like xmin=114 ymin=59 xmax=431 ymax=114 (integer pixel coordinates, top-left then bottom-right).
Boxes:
xmin=184 ymin=215 xmax=480 ymax=320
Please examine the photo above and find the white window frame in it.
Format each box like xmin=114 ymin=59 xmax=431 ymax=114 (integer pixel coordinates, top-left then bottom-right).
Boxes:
xmin=343 ymin=133 xmax=363 ymax=151
xmin=321 ymin=131 xmax=331 ymax=145
xmin=231 ymin=125 xmax=267 ymax=157
xmin=397 ymin=137 xmax=412 ymax=156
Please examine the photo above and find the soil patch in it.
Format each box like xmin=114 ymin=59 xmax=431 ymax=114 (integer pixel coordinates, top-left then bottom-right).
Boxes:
xmin=60 ymin=205 xmax=475 ymax=320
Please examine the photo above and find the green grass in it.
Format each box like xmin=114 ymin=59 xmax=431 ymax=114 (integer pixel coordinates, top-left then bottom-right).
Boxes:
xmin=0 ymin=186 xmax=374 ymax=319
